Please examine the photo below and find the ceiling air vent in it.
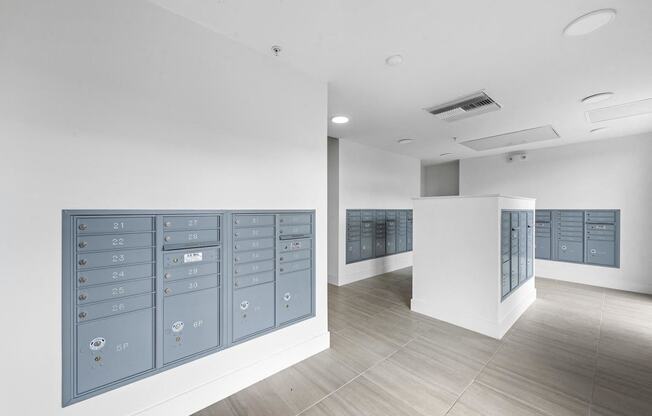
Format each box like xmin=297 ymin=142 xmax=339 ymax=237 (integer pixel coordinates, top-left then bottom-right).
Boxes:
xmin=458 ymin=125 xmax=560 ymax=151
xmin=426 ymin=91 xmax=501 ymax=122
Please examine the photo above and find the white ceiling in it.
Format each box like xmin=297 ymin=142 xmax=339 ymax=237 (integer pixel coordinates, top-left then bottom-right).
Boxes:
xmin=149 ymin=0 xmax=652 ymax=164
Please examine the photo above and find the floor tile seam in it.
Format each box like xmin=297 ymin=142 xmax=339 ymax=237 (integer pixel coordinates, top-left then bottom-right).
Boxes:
xmin=475 ymin=366 xmax=593 ymax=415
xmin=473 ymin=377 xmax=584 ymax=416
xmin=404 ymin=334 xmax=491 ymax=376
xmin=443 ymin=333 xmax=507 ymax=415
xmin=293 ymin=347 xmax=403 ymax=416
xmin=590 ymin=290 xmax=607 ymax=408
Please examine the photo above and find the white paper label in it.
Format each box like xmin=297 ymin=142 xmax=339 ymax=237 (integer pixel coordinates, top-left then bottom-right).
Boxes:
xmin=183 ymin=252 xmax=203 ymax=263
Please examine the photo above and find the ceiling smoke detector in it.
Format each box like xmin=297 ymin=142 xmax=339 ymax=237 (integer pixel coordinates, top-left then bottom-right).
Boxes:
xmin=385 ymin=55 xmax=403 ymax=66
xmin=581 ymin=92 xmax=614 ymax=104
xmin=563 ymin=9 xmax=617 ymax=36
xmin=425 ymin=91 xmax=501 ymax=122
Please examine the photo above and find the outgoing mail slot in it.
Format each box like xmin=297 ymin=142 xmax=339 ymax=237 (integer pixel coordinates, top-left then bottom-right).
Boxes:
xmin=233 ymin=227 xmax=275 ymax=241
xmin=233 ymin=215 xmax=275 ymax=228
xmin=279 ymin=224 xmax=312 ymax=238
xmin=77 ymin=248 xmax=153 ymax=269
xmin=233 ymin=260 xmax=274 ymax=277
xmin=278 ymin=214 xmax=311 ymax=225
xmin=77 ymin=233 xmax=154 ymax=252
xmin=233 ymin=238 xmax=274 ymax=252
xmin=234 ymin=249 xmax=274 ymax=264
xmin=163 ymin=275 xmax=219 ymax=297
xmin=76 ymin=217 xmax=153 ymax=235
xmin=162 ymin=216 xmax=219 ymax=231
xmin=163 ymin=262 xmax=219 ymax=281
xmin=76 ymin=308 xmax=154 ymax=394
xmin=163 ymin=229 xmax=219 ymax=247
xmin=232 ymin=281 xmax=275 ymax=341
xmin=77 ymin=293 xmax=153 ymax=322
xmin=278 ymin=249 xmax=311 ymax=263
xmin=277 ymin=269 xmax=312 ymax=325
xmin=279 ymin=259 xmax=310 ymax=274
xmin=163 ymin=247 xmax=219 ymax=268
xmin=77 ymin=278 xmax=153 ymax=304
xmin=163 ymin=287 xmax=219 ymax=364
xmin=234 ymin=270 xmax=274 ymax=289
xmin=279 ymin=238 xmax=311 ymax=252
xmin=77 ymin=264 xmax=154 ymax=287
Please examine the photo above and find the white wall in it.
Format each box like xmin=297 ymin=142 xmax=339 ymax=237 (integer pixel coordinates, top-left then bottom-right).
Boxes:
xmin=0 ymin=1 xmax=328 ymax=415
xmin=329 ymin=139 xmax=420 ymax=285
xmin=421 ymin=161 xmax=460 ymax=197
xmin=411 ymin=196 xmax=536 ymax=339
xmin=460 ymin=134 xmax=652 ymax=293
xmin=327 ymin=138 xmax=340 ymax=280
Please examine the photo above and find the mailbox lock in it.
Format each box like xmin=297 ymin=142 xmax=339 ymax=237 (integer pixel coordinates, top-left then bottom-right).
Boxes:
xmin=164 ymin=236 xmax=171 ymax=242
xmin=279 ymin=256 xmax=284 ymax=261
xmin=176 ymin=336 xmax=181 ymax=342
xmin=164 ymin=273 xmax=171 ymax=279
xmin=240 ymin=300 xmax=249 ymax=310
xmin=234 ymin=219 xmax=240 ymax=225
xmin=234 ymin=282 xmax=239 ymax=287
xmin=78 ymin=241 xmax=88 ymax=248
xmin=590 ymin=248 xmax=597 ymax=255
xmin=94 ymin=356 xmax=102 ymax=362
xmin=164 ymin=288 xmax=171 ymax=295
xmin=79 ymin=259 xmax=87 ymax=266
xmin=89 ymin=337 xmax=105 ymax=351
xmin=561 ymin=245 xmax=567 ymax=250
xmin=79 ymin=276 xmax=87 ymax=284
xmin=79 ymin=312 xmax=87 ymax=319
xmin=79 ymin=293 xmax=87 ymax=301
xmin=164 ymin=221 xmax=172 ymax=227
xmin=172 ymin=321 xmax=184 ymax=333
xmin=78 ymin=223 xmax=88 ymax=231
xmin=234 ymin=232 xmax=239 ymax=237
xmin=283 ymin=292 xmax=291 ymax=301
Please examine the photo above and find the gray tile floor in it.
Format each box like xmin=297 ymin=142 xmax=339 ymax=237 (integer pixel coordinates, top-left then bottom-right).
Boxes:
xmin=195 ymin=268 xmax=652 ymax=416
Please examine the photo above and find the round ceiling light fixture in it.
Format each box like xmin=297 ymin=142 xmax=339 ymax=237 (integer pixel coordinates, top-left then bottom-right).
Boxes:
xmin=581 ymin=92 xmax=614 ymax=104
xmin=385 ymin=54 xmax=403 ymax=66
xmin=563 ymin=9 xmax=616 ymax=36
xmin=330 ymin=115 xmax=350 ymax=124
xmin=440 ymin=152 xmax=452 ymax=157
xmin=590 ymin=127 xmax=609 ymax=133
xmin=397 ymin=138 xmax=415 ymax=144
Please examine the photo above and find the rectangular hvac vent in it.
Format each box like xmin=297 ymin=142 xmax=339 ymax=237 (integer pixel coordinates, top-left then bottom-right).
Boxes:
xmin=459 ymin=125 xmax=560 ymax=151
xmin=586 ymin=98 xmax=652 ymax=123
xmin=426 ymin=91 xmax=501 ymax=122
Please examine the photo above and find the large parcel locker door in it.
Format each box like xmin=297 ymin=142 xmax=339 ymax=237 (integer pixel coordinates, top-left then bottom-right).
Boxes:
xmin=397 ymin=210 xmax=408 ymax=253
xmin=518 ymin=212 xmax=527 ymax=284
xmin=385 ymin=211 xmax=397 ymax=254
xmin=501 ymin=211 xmax=511 ymax=297
xmin=346 ymin=210 xmax=361 ymax=263
xmin=510 ymin=212 xmax=519 ymax=290
xmin=535 ymin=210 xmax=552 ymax=260
xmin=555 ymin=210 xmax=584 ymax=263
xmin=406 ymin=210 xmax=413 ymax=251
xmin=374 ymin=210 xmax=386 ymax=257
xmin=360 ymin=210 xmax=375 ymax=260
xmin=526 ymin=211 xmax=534 ymax=279
xmin=585 ymin=210 xmax=618 ymax=267
xmin=76 ymin=309 xmax=155 ymax=394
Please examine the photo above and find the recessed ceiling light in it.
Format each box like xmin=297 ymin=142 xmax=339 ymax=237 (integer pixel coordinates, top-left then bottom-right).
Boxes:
xmin=440 ymin=153 xmax=452 ymax=157
xmin=590 ymin=127 xmax=609 ymax=133
xmin=563 ymin=9 xmax=616 ymax=36
xmin=581 ymin=92 xmax=614 ymax=104
xmin=385 ymin=55 xmax=403 ymax=66
xmin=397 ymin=138 xmax=414 ymax=144
xmin=330 ymin=116 xmax=350 ymax=124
